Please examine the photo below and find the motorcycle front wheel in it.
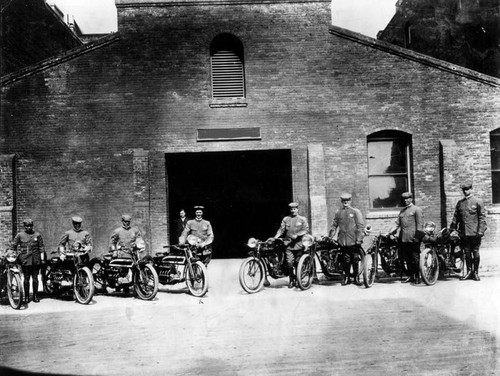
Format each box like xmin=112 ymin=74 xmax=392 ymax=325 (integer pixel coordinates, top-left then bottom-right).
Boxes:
xmin=186 ymin=261 xmax=208 ymax=297
xmin=296 ymin=253 xmax=315 ymax=290
xmin=363 ymin=248 xmax=378 ymax=288
xmin=420 ymin=248 xmax=439 ymax=286
xmin=239 ymin=257 xmax=265 ymax=294
xmin=134 ymin=263 xmax=159 ymax=301
xmin=74 ymin=266 xmax=95 ymax=304
xmin=7 ymin=271 xmax=23 ymax=309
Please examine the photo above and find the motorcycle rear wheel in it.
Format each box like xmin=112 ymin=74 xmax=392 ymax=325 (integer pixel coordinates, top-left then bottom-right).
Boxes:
xmin=186 ymin=261 xmax=208 ymax=297
xmin=296 ymin=253 xmax=314 ymax=290
xmin=134 ymin=263 xmax=159 ymax=301
xmin=42 ymin=265 xmax=57 ymax=295
xmin=74 ymin=266 xmax=95 ymax=304
xmin=420 ymin=248 xmax=439 ymax=286
xmin=239 ymin=257 xmax=265 ymax=294
xmin=362 ymin=248 xmax=378 ymax=288
xmin=7 ymin=271 xmax=23 ymax=309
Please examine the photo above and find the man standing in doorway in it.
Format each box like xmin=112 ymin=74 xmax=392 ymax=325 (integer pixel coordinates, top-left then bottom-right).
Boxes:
xmin=180 ymin=206 xmax=214 ymax=265
xmin=329 ymin=193 xmax=365 ymax=286
xmin=173 ymin=209 xmax=190 ymax=243
xmin=274 ymin=202 xmax=310 ymax=288
xmin=450 ymin=182 xmax=487 ymax=281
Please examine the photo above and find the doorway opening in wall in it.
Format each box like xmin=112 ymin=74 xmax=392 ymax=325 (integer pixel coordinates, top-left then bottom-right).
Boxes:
xmin=165 ymin=150 xmax=293 ymax=259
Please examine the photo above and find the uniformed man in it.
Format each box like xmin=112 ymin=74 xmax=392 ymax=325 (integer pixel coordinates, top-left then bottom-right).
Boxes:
xmin=450 ymin=182 xmax=487 ymax=281
xmin=179 ymin=206 xmax=214 ymax=265
xmin=12 ymin=219 xmax=45 ymax=303
xmin=59 ymin=216 xmax=93 ymax=263
xmin=329 ymin=193 xmax=365 ymax=286
xmin=274 ymin=202 xmax=310 ymax=288
xmin=388 ymin=192 xmax=424 ymax=284
xmin=110 ymin=214 xmax=144 ymax=257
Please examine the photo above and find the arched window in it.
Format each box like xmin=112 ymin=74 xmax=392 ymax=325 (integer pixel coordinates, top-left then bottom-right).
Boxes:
xmin=210 ymin=34 xmax=245 ymax=99
xmin=491 ymin=129 xmax=500 ymax=204
xmin=367 ymin=130 xmax=413 ymax=209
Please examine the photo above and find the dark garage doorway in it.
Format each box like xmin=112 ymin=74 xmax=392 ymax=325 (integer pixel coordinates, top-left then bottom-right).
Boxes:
xmin=166 ymin=150 xmax=293 ymax=259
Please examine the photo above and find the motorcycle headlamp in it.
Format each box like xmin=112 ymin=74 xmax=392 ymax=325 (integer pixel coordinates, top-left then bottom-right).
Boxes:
xmin=187 ymin=235 xmax=198 ymax=246
xmin=6 ymin=254 xmax=16 ymax=263
xmin=136 ymin=238 xmax=145 ymax=250
xmin=424 ymin=222 xmax=436 ymax=233
xmin=301 ymin=234 xmax=314 ymax=248
xmin=247 ymin=238 xmax=258 ymax=248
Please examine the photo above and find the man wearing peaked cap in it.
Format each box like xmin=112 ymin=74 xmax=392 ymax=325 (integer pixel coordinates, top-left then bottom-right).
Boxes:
xmin=387 ymin=192 xmax=424 ymax=284
xmin=275 ymin=201 xmax=310 ymax=288
xmin=13 ymin=218 xmax=45 ymax=303
xmin=110 ymin=214 xmax=144 ymax=255
xmin=59 ymin=216 xmax=93 ymax=264
xmin=451 ymin=182 xmax=487 ymax=281
xmin=179 ymin=205 xmax=214 ymax=265
xmin=329 ymin=193 xmax=365 ymax=285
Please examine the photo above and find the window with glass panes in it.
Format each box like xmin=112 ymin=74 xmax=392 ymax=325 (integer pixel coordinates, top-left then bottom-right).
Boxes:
xmin=491 ymin=129 xmax=500 ymax=204
xmin=367 ymin=131 xmax=412 ymax=209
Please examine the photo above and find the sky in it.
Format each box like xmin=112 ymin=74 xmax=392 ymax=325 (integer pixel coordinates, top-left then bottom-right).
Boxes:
xmin=48 ymin=0 xmax=397 ymax=38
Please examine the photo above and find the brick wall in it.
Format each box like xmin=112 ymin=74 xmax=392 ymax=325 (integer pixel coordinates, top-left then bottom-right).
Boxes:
xmin=1 ymin=0 xmax=499 ymax=253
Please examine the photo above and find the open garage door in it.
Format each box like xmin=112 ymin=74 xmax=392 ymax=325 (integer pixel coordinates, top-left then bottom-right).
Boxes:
xmin=166 ymin=150 xmax=292 ymax=259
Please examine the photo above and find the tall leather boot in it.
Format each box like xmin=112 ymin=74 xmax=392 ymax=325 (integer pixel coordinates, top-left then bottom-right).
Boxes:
xmin=473 ymin=258 xmax=481 ymax=281
xmin=352 ymin=262 xmax=362 ymax=286
xmin=23 ymin=278 xmax=30 ymax=303
xmin=288 ymin=275 xmax=295 ymax=289
xmin=460 ymin=259 xmax=473 ymax=280
xmin=414 ymin=272 xmax=421 ymax=285
xmin=32 ymin=276 xmax=40 ymax=302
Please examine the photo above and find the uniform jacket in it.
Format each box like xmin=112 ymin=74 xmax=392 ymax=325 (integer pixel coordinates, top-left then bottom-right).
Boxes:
xmin=275 ymin=215 xmax=309 ymax=240
xmin=59 ymin=229 xmax=93 ymax=252
xmin=180 ymin=219 xmax=214 ymax=245
xmin=450 ymin=195 xmax=487 ymax=237
xmin=13 ymin=230 xmax=45 ymax=266
xmin=330 ymin=206 xmax=365 ymax=247
xmin=110 ymin=226 xmax=143 ymax=250
xmin=394 ymin=204 xmax=424 ymax=243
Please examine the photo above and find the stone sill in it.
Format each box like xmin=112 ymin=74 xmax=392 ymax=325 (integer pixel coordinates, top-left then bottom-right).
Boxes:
xmin=487 ymin=206 xmax=500 ymax=215
xmin=366 ymin=210 xmax=400 ymax=220
xmin=209 ymin=99 xmax=248 ymax=108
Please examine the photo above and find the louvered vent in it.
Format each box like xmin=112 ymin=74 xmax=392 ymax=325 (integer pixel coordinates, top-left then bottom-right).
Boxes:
xmin=211 ymin=50 xmax=245 ymax=98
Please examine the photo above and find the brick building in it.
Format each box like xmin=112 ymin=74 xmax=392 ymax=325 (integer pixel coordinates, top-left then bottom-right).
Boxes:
xmin=1 ymin=0 xmax=499 ymax=258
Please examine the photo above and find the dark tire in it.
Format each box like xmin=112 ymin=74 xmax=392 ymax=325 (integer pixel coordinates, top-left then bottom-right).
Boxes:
xmin=420 ymin=248 xmax=439 ymax=286
xmin=239 ymin=257 xmax=265 ymax=294
xmin=296 ymin=253 xmax=314 ymax=290
xmin=363 ymin=247 xmax=378 ymax=288
xmin=7 ymin=271 xmax=23 ymax=309
xmin=134 ymin=263 xmax=159 ymax=301
xmin=90 ymin=259 xmax=106 ymax=293
xmin=74 ymin=266 xmax=95 ymax=304
xmin=186 ymin=261 xmax=208 ymax=297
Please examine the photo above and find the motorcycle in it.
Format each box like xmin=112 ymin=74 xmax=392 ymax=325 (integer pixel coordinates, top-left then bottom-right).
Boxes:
xmin=43 ymin=242 xmax=95 ymax=304
xmin=296 ymin=234 xmax=377 ymax=290
xmin=420 ymin=222 xmax=464 ymax=285
xmin=146 ymin=235 xmax=208 ymax=297
xmin=0 ymin=248 xmax=24 ymax=309
xmin=238 ymin=237 xmax=289 ymax=293
xmin=89 ymin=239 xmax=159 ymax=301
xmin=367 ymin=232 xmax=407 ymax=279
xmin=182 ymin=235 xmax=213 ymax=266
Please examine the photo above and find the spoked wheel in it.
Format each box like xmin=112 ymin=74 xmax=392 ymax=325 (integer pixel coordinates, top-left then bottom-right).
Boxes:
xmin=420 ymin=248 xmax=439 ymax=286
xmin=43 ymin=264 xmax=56 ymax=295
xmin=134 ymin=263 xmax=159 ymax=301
xmin=363 ymin=248 xmax=378 ymax=288
xmin=89 ymin=259 xmax=106 ymax=293
xmin=454 ymin=247 xmax=465 ymax=277
xmin=239 ymin=257 xmax=265 ymax=294
xmin=74 ymin=266 xmax=95 ymax=304
xmin=186 ymin=261 xmax=208 ymax=297
xmin=7 ymin=271 xmax=23 ymax=309
xmin=296 ymin=253 xmax=315 ymax=290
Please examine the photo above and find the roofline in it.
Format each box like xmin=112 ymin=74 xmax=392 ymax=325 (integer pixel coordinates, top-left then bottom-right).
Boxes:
xmin=0 ymin=33 xmax=121 ymax=87
xmin=329 ymin=24 xmax=500 ymax=88
xmin=115 ymin=0 xmax=329 ymax=7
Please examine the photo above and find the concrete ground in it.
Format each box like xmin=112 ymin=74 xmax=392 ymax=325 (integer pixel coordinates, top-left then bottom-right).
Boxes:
xmin=0 ymin=248 xmax=499 ymax=375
